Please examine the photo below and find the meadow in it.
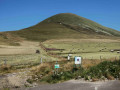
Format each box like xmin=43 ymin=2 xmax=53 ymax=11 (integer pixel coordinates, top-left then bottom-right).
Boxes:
xmin=0 ymin=41 xmax=57 ymax=71
xmin=0 ymin=39 xmax=119 ymax=71
xmin=43 ymin=39 xmax=120 ymax=60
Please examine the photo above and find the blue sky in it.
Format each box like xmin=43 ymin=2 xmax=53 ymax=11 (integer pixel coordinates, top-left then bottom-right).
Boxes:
xmin=0 ymin=0 xmax=120 ymax=31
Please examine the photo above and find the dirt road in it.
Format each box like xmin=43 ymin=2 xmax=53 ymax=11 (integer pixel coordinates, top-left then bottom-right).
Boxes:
xmin=27 ymin=80 xmax=120 ymax=90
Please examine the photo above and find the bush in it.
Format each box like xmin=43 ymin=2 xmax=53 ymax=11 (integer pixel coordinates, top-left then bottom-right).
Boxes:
xmin=0 ymin=65 xmax=12 ymax=71
xmin=27 ymin=78 xmax=33 ymax=84
xmin=34 ymin=60 xmax=120 ymax=83
xmin=83 ymin=61 xmax=120 ymax=80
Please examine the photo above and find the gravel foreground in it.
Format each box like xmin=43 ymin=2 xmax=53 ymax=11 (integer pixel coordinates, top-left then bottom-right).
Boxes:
xmin=0 ymin=72 xmax=120 ymax=90
xmin=26 ymin=80 xmax=120 ymax=90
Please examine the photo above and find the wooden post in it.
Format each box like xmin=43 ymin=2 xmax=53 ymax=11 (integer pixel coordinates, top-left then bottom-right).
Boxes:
xmin=56 ymin=68 xmax=58 ymax=75
xmin=100 ymin=56 xmax=102 ymax=62
xmin=41 ymin=57 xmax=42 ymax=64
xmin=55 ymin=60 xmax=58 ymax=75
xmin=4 ymin=59 xmax=7 ymax=65
xmin=68 ymin=55 xmax=70 ymax=61
xmin=81 ymin=57 xmax=83 ymax=68
xmin=91 ymin=57 xmax=93 ymax=60
xmin=119 ymin=56 xmax=120 ymax=64
xmin=73 ymin=64 xmax=76 ymax=73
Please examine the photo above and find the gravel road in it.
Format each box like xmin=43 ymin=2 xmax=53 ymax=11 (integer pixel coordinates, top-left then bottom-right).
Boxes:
xmin=26 ymin=80 xmax=120 ymax=90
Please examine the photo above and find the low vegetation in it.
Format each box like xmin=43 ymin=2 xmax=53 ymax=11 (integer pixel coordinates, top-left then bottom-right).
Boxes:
xmin=42 ymin=60 xmax=120 ymax=83
xmin=27 ymin=59 xmax=120 ymax=84
xmin=0 ymin=64 xmax=13 ymax=74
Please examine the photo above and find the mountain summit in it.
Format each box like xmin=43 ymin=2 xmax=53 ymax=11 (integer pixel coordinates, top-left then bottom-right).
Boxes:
xmin=8 ymin=13 xmax=120 ymax=41
xmin=42 ymin=13 xmax=120 ymax=36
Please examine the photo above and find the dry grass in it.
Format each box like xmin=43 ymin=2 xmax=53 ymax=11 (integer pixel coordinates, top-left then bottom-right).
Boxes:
xmin=44 ymin=39 xmax=120 ymax=44
xmin=82 ymin=58 xmax=119 ymax=69
xmin=0 ymin=64 xmax=12 ymax=74
xmin=0 ymin=64 xmax=11 ymax=71
xmin=63 ymin=61 xmax=74 ymax=71
xmin=31 ymin=63 xmax=52 ymax=75
xmin=106 ymin=73 xmax=115 ymax=80
xmin=92 ymin=78 xmax=99 ymax=82
xmin=0 ymin=41 xmax=40 ymax=55
xmin=82 ymin=59 xmax=101 ymax=69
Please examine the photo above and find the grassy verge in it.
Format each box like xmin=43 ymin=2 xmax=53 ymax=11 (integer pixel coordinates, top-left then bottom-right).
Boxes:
xmin=28 ymin=60 xmax=120 ymax=84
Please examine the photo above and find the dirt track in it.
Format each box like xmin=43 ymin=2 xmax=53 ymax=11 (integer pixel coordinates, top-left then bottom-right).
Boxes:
xmin=27 ymin=80 xmax=120 ymax=90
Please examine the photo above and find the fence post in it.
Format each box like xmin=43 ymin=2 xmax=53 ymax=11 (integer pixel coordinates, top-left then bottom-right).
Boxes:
xmin=68 ymin=55 xmax=70 ymax=61
xmin=91 ymin=57 xmax=93 ymax=60
xmin=41 ymin=57 xmax=42 ymax=64
xmin=119 ymin=56 xmax=120 ymax=64
xmin=4 ymin=59 xmax=7 ymax=65
xmin=100 ymin=56 xmax=102 ymax=62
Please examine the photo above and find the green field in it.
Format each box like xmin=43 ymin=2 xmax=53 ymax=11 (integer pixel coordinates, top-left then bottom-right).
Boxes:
xmin=0 ymin=39 xmax=119 ymax=70
xmin=0 ymin=54 xmax=57 ymax=70
xmin=43 ymin=39 xmax=120 ymax=60
xmin=0 ymin=41 xmax=57 ymax=69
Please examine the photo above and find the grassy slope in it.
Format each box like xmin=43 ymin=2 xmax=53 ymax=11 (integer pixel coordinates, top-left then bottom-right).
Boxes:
xmin=10 ymin=23 xmax=111 ymax=41
xmin=0 ymin=32 xmax=21 ymax=45
xmin=42 ymin=13 xmax=120 ymax=36
xmin=6 ymin=13 xmax=120 ymax=42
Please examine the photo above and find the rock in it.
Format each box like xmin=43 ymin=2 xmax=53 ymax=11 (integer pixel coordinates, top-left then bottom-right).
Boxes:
xmin=92 ymin=78 xmax=99 ymax=82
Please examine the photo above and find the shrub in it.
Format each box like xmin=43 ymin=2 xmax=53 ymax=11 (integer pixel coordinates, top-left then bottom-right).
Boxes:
xmin=27 ymin=78 xmax=33 ymax=84
xmin=83 ymin=61 xmax=120 ymax=80
xmin=33 ymin=60 xmax=120 ymax=83
xmin=40 ymin=71 xmax=74 ymax=83
xmin=0 ymin=65 xmax=12 ymax=71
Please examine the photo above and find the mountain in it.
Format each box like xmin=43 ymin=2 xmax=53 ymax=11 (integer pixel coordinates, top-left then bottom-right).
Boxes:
xmin=6 ymin=13 xmax=120 ymax=41
xmin=42 ymin=13 xmax=120 ymax=36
